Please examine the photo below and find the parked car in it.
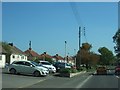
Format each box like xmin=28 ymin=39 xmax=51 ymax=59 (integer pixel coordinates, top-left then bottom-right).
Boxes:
xmin=38 ymin=61 xmax=56 ymax=73
xmin=115 ymin=65 xmax=120 ymax=75
xmin=8 ymin=60 xmax=49 ymax=77
xmin=53 ymin=62 xmax=71 ymax=72
xmin=96 ymin=66 xmax=107 ymax=75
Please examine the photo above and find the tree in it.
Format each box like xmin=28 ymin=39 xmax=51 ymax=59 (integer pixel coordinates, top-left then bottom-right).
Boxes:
xmin=76 ymin=43 xmax=97 ymax=69
xmin=113 ymin=29 xmax=120 ymax=59
xmin=90 ymin=52 xmax=100 ymax=66
xmin=98 ymin=47 xmax=115 ymax=65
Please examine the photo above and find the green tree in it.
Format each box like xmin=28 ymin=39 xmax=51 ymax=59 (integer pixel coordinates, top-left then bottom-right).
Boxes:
xmin=98 ymin=47 xmax=115 ymax=65
xmin=90 ymin=52 xmax=100 ymax=66
xmin=113 ymin=29 xmax=120 ymax=60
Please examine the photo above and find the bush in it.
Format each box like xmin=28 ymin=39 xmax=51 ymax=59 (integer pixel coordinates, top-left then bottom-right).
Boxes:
xmin=60 ymin=68 xmax=79 ymax=73
xmin=71 ymin=68 xmax=78 ymax=73
xmin=60 ymin=68 xmax=71 ymax=74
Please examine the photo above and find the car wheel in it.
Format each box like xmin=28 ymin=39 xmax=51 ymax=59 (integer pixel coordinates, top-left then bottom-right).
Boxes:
xmin=33 ymin=71 xmax=40 ymax=77
xmin=9 ymin=68 xmax=16 ymax=74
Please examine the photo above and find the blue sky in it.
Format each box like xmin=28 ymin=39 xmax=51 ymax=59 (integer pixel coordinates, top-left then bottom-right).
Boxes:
xmin=2 ymin=2 xmax=118 ymax=57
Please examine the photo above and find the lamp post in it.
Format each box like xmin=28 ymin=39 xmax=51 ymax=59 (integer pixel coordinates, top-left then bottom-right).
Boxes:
xmin=65 ymin=41 xmax=67 ymax=63
xmin=74 ymin=49 xmax=76 ymax=68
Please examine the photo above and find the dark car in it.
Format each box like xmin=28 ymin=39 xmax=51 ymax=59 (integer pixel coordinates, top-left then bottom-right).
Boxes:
xmin=115 ymin=65 xmax=120 ymax=75
xmin=53 ymin=62 xmax=71 ymax=72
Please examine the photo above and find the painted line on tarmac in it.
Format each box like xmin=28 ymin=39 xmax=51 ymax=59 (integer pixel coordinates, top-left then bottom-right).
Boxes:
xmin=116 ymin=76 xmax=120 ymax=79
xmin=76 ymin=75 xmax=93 ymax=88
xmin=18 ymin=78 xmax=47 ymax=88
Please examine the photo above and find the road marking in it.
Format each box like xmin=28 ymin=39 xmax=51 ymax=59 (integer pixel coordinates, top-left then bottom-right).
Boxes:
xmin=76 ymin=75 xmax=93 ymax=88
xmin=18 ymin=79 xmax=46 ymax=88
xmin=116 ymin=76 xmax=120 ymax=79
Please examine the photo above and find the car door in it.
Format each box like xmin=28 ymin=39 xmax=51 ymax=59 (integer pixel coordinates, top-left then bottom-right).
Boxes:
xmin=23 ymin=62 xmax=35 ymax=74
xmin=13 ymin=61 xmax=25 ymax=73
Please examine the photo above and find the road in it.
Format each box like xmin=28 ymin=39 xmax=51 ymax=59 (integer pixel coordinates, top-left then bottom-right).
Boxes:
xmin=2 ymin=68 xmax=120 ymax=89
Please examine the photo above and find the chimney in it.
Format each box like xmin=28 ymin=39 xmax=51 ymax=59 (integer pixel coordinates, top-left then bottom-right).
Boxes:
xmin=44 ymin=52 xmax=46 ymax=54
xmin=8 ymin=43 xmax=13 ymax=46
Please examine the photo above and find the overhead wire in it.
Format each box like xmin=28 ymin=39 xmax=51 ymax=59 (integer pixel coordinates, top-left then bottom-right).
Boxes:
xmin=69 ymin=1 xmax=88 ymax=44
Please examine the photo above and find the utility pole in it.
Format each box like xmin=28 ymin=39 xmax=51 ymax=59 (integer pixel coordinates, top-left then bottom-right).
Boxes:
xmin=79 ymin=27 xmax=81 ymax=50
xmin=79 ymin=26 xmax=81 ymax=68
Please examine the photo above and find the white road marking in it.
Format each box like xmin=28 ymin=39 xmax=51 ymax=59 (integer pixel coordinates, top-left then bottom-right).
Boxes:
xmin=18 ymin=79 xmax=46 ymax=88
xmin=76 ymin=75 xmax=93 ymax=88
xmin=116 ymin=76 xmax=120 ymax=79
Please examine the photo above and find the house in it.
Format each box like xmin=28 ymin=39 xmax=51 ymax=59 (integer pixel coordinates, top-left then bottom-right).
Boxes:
xmin=0 ymin=47 xmax=7 ymax=68
xmin=24 ymin=48 xmax=40 ymax=61
xmin=66 ymin=56 xmax=75 ymax=65
xmin=39 ymin=52 xmax=52 ymax=60
xmin=7 ymin=43 xmax=27 ymax=64
xmin=24 ymin=41 xmax=40 ymax=61
xmin=52 ymin=54 xmax=65 ymax=62
xmin=2 ymin=42 xmax=27 ymax=66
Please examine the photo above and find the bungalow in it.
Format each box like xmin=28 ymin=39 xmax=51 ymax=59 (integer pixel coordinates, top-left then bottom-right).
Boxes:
xmin=52 ymin=54 xmax=65 ymax=62
xmin=39 ymin=52 xmax=52 ymax=60
xmin=0 ymin=47 xmax=7 ymax=68
xmin=9 ymin=44 xmax=27 ymax=64
xmin=66 ymin=56 xmax=75 ymax=65
xmin=24 ymin=48 xmax=40 ymax=61
xmin=2 ymin=42 xmax=27 ymax=66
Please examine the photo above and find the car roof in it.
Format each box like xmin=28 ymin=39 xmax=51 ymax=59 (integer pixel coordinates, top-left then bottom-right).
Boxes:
xmin=12 ymin=60 xmax=30 ymax=63
xmin=39 ymin=61 xmax=49 ymax=62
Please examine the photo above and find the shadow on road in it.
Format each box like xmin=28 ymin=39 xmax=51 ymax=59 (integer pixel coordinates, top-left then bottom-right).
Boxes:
xmin=2 ymin=72 xmax=46 ymax=77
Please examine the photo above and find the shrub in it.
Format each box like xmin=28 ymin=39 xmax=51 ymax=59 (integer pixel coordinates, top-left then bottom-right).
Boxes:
xmin=60 ymin=68 xmax=78 ymax=73
xmin=71 ymin=68 xmax=78 ymax=73
xmin=60 ymin=68 xmax=71 ymax=74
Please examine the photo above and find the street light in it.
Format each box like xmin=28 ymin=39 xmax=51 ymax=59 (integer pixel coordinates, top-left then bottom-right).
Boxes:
xmin=65 ymin=41 xmax=67 ymax=63
xmin=74 ymin=49 xmax=76 ymax=68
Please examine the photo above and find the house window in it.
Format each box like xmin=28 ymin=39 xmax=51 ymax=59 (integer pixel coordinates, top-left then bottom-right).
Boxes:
xmin=0 ymin=55 xmax=2 ymax=60
xmin=21 ymin=56 xmax=24 ymax=59
xmin=17 ymin=55 xmax=19 ymax=58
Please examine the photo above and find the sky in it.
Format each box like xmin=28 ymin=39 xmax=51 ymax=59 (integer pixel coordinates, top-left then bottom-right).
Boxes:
xmin=2 ymin=2 xmax=118 ymax=57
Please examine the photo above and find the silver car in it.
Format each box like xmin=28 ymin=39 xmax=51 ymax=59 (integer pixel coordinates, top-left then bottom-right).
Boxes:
xmin=8 ymin=60 xmax=49 ymax=77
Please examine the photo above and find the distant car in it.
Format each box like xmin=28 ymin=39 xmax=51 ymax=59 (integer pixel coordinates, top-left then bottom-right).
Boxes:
xmin=39 ymin=61 xmax=56 ymax=73
xmin=96 ymin=66 xmax=107 ymax=75
xmin=115 ymin=65 xmax=120 ymax=75
xmin=53 ymin=62 xmax=71 ymax=72
xmin=8 ymin=60 xmax=49 ymax=77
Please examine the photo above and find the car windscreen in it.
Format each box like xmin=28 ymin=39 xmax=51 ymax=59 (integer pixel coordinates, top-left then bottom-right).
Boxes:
xmin=31 ymin=61 xmax=40 ymax=66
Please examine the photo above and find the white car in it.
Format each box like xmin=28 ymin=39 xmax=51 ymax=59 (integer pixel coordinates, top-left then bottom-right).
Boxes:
xmin=8 ymin=60 xmax=49 ymax=77
xmin=39 ymin=61 xmax=56 ymax=73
